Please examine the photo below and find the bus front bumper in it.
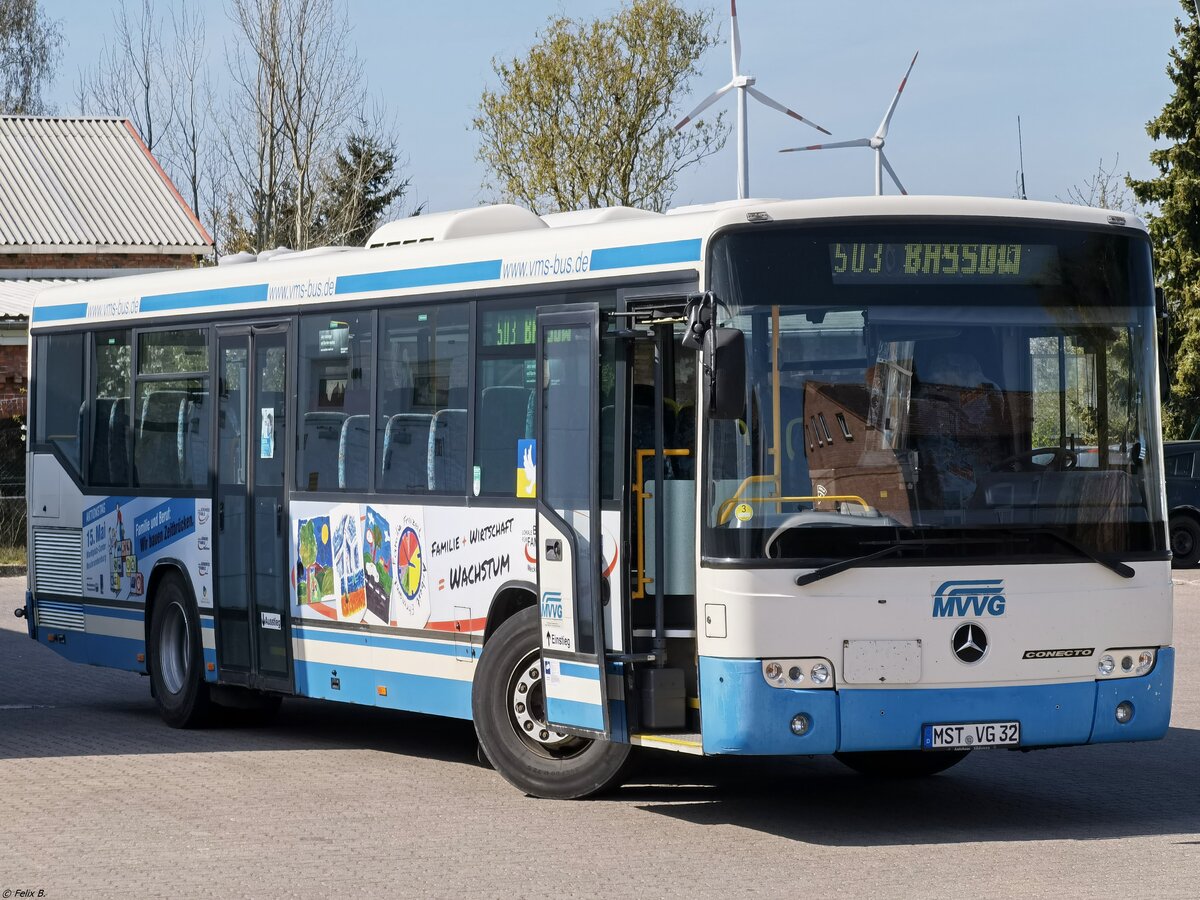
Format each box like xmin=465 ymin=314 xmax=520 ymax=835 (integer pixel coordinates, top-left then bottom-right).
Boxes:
xmin=697 ymin=649 xmax=1174 ymax=756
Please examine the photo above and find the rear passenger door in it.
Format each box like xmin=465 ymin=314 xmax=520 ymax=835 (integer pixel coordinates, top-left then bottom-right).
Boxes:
xmin=214 ymin=324 xmax=293 ymax=691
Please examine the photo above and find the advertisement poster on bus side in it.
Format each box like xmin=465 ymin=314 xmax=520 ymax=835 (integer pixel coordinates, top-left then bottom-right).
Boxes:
xmin=82 ymin=496 xmax=214 ymax=608
xmin=290 ymin=501 xmax=535 ymax=633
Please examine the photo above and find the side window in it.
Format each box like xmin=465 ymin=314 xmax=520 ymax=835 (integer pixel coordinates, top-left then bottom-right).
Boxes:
xmin=1167 ymin=452 xmax=1195 ymax=478
xmin=133 ymin=329 xmax=210 ymax=488
xmin=297 ymin=311 xmax=374 ymax=492
xmin=630 ymin=327 xmax=698 ymax=482
xmin=90 ymin=330 xmax=132 ymax=486
xmin=34 ymin=332 xmax=85 ymax=475
xmin=475 ymin=305 xmax=536 ymax=496
xmin=378 ymin=304 xmax=467 ymax=494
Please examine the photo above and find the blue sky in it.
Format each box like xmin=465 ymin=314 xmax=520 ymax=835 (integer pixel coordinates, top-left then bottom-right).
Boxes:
xmin=46 ymin=0 xmax=1183 ymax=214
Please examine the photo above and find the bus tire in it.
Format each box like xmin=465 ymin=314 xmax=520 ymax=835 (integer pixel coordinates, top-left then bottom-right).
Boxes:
xmin=1170 ymin=516 xmax=1200 ymax=568
xmin=834 ymin=749 xmax=970 ymax=778
xmin=147 ymin=572 xmax=213 ymax=729
xmin=473 ymin=606 xmax=630 ymax=799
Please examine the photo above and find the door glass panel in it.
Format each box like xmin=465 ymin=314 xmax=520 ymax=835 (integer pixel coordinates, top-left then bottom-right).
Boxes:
xmin=216 ymin=337 xmax=251 ymax=670
xmin=542 ymin=323 xmax=597 ymax=654
xmin=254 ymin=334 xmax=289 ymax=677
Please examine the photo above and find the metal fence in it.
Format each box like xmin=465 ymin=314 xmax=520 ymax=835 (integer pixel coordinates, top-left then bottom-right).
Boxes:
xmin=0 ymin=416 xmax=25 ymax=560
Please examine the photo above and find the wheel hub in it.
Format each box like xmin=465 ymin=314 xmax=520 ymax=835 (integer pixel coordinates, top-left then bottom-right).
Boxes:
xmin=158 ymin=600 xmax=191 ymax=696
xmin=1173 ymin=528 xmax=1194 ymax=557
xmin=509 ymin=651 xmax=573 ymax=750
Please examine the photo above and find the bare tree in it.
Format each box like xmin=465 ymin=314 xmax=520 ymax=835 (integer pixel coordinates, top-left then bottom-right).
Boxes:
xmin=223 ymin=0 xmax=288 ymax=253
xmin=274 ymin=0 xmax=364 ymax=248
xmin=1059 ymin=155 xmax=1140 ymax=214
xmin=0 ymin=0 xmax=62 ymax=114
xmin=76 ymin=0 xmax=174 ymax=153
xmin=165 ymin=1 xmax=212 ymax=223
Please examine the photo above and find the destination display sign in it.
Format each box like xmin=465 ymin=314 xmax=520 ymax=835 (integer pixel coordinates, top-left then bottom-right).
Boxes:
xmin=829 ymin=242 xmax=1061 ymax=285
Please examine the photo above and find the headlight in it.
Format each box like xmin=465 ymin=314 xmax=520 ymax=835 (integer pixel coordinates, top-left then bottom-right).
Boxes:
xmin=761 ymin=658 xmax=835 ymax=689
xmin=1097 ymin=648 xmax=1157 ymax=679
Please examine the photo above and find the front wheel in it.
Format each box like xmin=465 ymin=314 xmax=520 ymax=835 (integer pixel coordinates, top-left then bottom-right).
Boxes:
xmin=148 ymin=572 xmax=212 ymax=728
xmin=835 ymin=749 xmax=970 ymax=778
xmin=1170 ymin=516 xmax=1200 ymax=568
xmin=473 ymin=606 xmax=630 ymax=799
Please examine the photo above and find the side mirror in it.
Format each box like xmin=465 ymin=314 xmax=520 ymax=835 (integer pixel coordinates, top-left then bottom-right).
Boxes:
xmin=1156 ymin=286 xmax=1170 ymax=403
xmin=705 ymin=327 xmax=745 ymax=419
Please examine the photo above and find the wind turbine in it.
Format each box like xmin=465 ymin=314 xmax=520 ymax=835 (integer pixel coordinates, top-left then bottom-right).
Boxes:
xmin=674 ymin=0 xmax=830 ymax=200
xmin=780 ymin=52 xmax=919 ymax=196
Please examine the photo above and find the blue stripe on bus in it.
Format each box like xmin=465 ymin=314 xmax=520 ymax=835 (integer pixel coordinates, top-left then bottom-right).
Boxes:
xmin=559 ymin=660 xmax=600 ymax=681
xmin=546 ymin=696 xmax=605 ymax=731
xmin=336 ymin=259 xmax=502 ymax=295
xmin=294 ymin=625 xmax=460 ymax=657
xmin=31 ymin=302 xmax=89 ymax=322
xmin=140 ymin=283 xmax=269 ymax=312
xmin=589 ymin=238 xmax=702 ymax=271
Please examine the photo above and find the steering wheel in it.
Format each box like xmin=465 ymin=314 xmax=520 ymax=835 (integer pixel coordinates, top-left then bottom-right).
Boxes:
xmin=990 ymin=447 xmax=1078 ymax=473
xmin=764 ymin=514 xmax=812 ymax=559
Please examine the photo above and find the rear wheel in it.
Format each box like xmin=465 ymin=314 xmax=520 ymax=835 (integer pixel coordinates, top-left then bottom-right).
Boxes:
xmin=1170 ymin=516 xmax=1200 ymax=568
xmin=835 ymin=749 xmax=970 ymax=778
xmin=473 ymin=606 xmax=630 ymax=799
xmin=148 ymin=572 xmax=213 ymax=728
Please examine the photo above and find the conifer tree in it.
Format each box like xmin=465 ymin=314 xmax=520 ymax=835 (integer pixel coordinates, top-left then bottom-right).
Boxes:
xmin=1129 ymin=0 xmax=1200 ymax=436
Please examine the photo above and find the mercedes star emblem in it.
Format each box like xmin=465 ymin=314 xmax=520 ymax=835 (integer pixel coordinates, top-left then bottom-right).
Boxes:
xmin=952 ymin=622 xmax=988 ymax=664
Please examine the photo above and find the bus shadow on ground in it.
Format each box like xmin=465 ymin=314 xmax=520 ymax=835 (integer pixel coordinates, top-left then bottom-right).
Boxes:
xmin=623 ymin=727 xmax=1200 ymax=845
xmin=6 ymin=623 xmax=1199 ymax=847
xmin=0 ymin=622 xmax=480 ymax=764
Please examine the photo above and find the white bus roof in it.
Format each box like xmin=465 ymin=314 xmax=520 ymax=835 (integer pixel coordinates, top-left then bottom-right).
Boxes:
xmin=30 ymin=196 xmax=1147 ymax=329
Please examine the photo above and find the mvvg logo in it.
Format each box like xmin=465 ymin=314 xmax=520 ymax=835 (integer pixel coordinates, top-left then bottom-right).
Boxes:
xmin=932 ymin=580 xmax=1006 ymax=617
xmin=540 ymin=591 xmax=564 ymax=620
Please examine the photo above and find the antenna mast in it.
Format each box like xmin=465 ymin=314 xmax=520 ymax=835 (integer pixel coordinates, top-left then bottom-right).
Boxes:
xmin=1017 ymin=116 xmax=1028 ymax=200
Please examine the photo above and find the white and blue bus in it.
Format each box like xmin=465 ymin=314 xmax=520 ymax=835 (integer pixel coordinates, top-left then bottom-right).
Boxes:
xmin=21 ymin=196 xmax=1173 ymax=798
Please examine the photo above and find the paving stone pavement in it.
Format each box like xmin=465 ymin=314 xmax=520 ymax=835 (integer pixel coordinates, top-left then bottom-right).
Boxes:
xmin=1 ymin=575 xmax=1198 ymax=899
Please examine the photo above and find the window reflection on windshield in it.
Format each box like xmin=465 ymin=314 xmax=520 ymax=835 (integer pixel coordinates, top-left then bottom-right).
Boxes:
xmin=704 ymin=225 xmax=1164 ymax=564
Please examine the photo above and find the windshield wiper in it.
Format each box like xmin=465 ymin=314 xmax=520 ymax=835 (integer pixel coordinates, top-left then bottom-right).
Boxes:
xmin=793 ymin=529 xmax=1135 ymax=587
xmin=794 ymin=537 xmax=999 ymax=587
xmin=1005 ymin=527 xmax=1135 ymax=579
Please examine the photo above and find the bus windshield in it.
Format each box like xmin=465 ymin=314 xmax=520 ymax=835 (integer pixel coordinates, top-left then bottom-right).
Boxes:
xmin=704 ymin=222 xmax=1166 ymax=565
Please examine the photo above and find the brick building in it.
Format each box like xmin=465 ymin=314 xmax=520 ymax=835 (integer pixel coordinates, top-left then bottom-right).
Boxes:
xmin=0 ymin=116 xmax=213 ymax=417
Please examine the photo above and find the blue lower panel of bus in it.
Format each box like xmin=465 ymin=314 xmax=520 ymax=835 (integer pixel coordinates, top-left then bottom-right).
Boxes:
xmin=698 ymin=650 xmax=1174 ymax=756
xmin=35 ymin=601 xmax=217 ymax=680
xmin=294 ymin=659 xmax=474 ymax=719
xmin=39 ymin=628 xmax=144 ymax=673
xmin=292 ymin=625 xmax=473 ymax=718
